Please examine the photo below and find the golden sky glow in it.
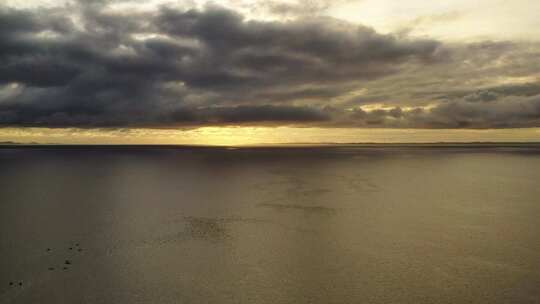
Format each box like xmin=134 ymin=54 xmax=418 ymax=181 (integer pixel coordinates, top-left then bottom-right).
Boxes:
xmin=2 ymin=127 xmax=539 ymax=145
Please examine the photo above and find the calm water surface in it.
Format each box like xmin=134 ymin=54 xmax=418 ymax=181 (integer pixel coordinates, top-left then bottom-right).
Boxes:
xmin=1 ymin=145 xmax=540 ymax=304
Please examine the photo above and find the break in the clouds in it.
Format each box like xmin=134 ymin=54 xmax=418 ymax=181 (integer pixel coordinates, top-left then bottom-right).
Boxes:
xmin=0 ymin=0 xmax=539 ymax=129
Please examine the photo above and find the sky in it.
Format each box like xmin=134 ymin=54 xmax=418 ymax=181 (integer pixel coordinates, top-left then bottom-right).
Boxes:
xmin=1 ymin=0 xmax=539 ymax=144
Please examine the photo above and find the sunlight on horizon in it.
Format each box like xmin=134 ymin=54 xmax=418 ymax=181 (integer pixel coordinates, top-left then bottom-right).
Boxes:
xmin=1 ymin=127 xmax=539 ymax=146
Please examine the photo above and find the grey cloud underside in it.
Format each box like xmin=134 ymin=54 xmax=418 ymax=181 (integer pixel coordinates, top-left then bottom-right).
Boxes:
xmin=0 ymin=3 xmax=539 ymax=129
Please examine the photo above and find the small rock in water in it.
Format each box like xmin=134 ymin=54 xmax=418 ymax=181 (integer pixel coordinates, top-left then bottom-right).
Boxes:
xmin=18 ymin=282 xmax=22 ymax=286
xmin=69 ymin=247 xmax=73 ymax=250
xmin=65 ymin=260 xmax=71 ymax=265
xmin=75 ymin=243 xmax=80 ymax=246
xmin=46 ymin=248 xmax=51 ymax=252
xmin=48 ymin=267 xmax=55 ymax=271
xmin=9 ymin=282 xmax=14 ymax=286
xmin=78 ymin=248 xmax=82 ymax=252
xmin=63 ymin=267 xmax=68 ymax=270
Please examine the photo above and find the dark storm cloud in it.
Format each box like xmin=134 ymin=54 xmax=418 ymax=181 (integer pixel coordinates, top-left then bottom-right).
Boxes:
xmin=154 ymin=5 xmax=442 ymax=88
xmin=0 ymin=2 xmax=538 ymax=129
xmin=197 ymin=105 xmax=329 ymax=124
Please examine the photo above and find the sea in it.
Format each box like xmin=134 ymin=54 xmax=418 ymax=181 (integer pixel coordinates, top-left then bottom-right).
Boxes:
xmin=1 ymin=144 xmax=540 ymax=303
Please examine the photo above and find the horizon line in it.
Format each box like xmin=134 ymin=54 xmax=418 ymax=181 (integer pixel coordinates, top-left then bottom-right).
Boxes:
xmin=2 ymin=141 xmax=540 ymax=148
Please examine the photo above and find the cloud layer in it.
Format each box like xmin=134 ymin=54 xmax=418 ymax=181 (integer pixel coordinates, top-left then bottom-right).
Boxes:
xmin=0 ymin=1 xmax=539 ymax=129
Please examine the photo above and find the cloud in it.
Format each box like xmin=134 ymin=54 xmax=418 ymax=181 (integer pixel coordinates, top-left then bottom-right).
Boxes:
xmin=190 ymin=105 xmax=330 ymax=125
xmin=0 ymin=2 xmax=539 ymax=129
xmin=336 ymin=93 xmax=540 ymax=129
xmin=250 ymin=0 xmax=352 ymax=18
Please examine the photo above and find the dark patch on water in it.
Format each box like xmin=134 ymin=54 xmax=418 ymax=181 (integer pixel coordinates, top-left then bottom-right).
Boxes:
xmin=259 ymin=203 xmax=337 ymax=214
xmin=183 ymin=217 xmax=231 ymax=241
